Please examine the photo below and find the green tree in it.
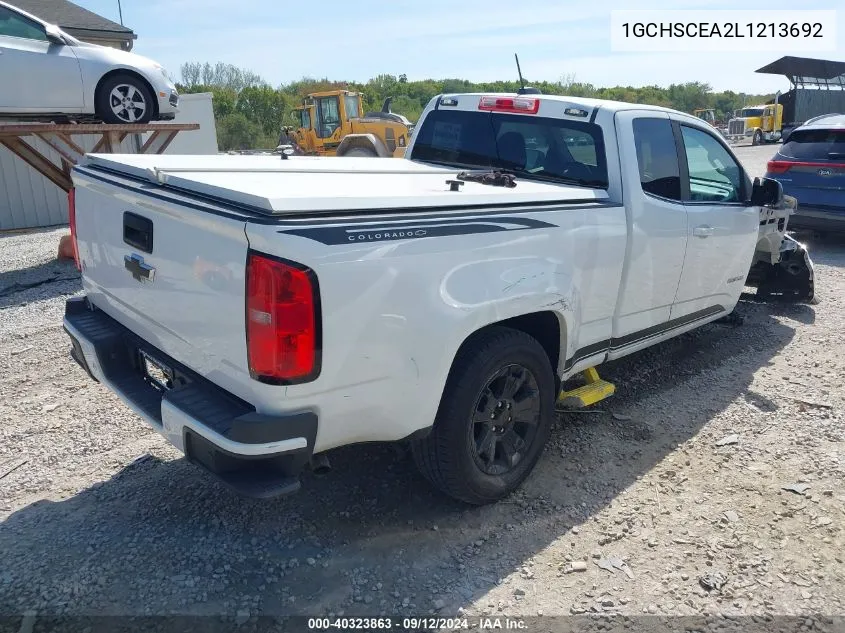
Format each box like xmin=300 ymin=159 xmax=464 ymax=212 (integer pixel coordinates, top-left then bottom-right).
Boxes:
xmin=666 ymin=81 xmax=713 ymax=113
xmin=236 ymin=86 xmax=289 ymax=137
xmin=216 ymin=112 xmax=275 ymax=151
xmin=175 ymin=60 xmax=777 ymax=150
xmin=390 ymin=95 xmax=424 ymax=123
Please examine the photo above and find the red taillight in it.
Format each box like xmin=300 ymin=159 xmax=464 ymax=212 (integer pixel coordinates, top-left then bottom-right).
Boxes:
xmin=67 ymin=188 xmax=81 ymax=270
xmin=246 ymin=252 xmax=320 ymax=383
xmin=478 ymin=96 xmax=539 ymax=114
xmin=768 ymin=159 xmax=845 ymax=174
xmin=766 ymin=160 xmax=792 ymax=174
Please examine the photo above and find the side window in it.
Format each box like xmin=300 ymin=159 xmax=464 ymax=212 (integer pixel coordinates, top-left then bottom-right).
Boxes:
xmin=632 ymin=118 xmax=681 ymax=201
xmin=344 ymin=95 xmax=360 ymax=120
xmin=0 ymin=7 xmax=48 ymax=41
xmin=680 ymin=125 xmax=742 ymax=203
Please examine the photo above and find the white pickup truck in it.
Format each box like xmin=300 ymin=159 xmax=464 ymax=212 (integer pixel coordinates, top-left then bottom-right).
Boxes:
xmin=63 ymin=92 xmax=814 ymax=504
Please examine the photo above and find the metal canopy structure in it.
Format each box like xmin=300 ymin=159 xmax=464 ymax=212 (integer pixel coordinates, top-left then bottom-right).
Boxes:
xmin=756 ymin=56 xmax=845 ymax=89
xmin=0 ymin=123 xmax=199 ymax=192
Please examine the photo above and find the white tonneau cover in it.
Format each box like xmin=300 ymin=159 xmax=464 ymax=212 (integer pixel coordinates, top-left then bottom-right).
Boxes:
xmin=80 ymin=154 xmax=610 ymax=215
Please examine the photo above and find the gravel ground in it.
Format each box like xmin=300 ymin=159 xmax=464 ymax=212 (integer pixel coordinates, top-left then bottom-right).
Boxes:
xmin=1 ymin=146 xmax=844 ymax=632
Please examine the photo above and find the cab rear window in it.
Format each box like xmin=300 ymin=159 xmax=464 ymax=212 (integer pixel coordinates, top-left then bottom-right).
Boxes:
xmin=781 ymin=129 xmax=845 ymax=161
xmin=410 ymin=109 xmax=609 ymax=188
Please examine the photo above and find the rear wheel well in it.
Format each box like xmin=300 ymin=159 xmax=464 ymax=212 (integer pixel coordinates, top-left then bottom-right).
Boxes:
xmin=450 ymin=312 xmax=563 ymax=388
xmin=95 ymin=70 xmax=159 ymax=118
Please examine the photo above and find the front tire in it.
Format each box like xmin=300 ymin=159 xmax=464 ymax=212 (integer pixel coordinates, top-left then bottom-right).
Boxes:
xmin=342 ymin=147 xmax=378 ymax=157
xmin=96 ymin=74 xmax=155 ymax=124
xmin=411 ymin=327 xmax=555 ymax=505
xmin=752 ymin=129 xmax=763 ymax=146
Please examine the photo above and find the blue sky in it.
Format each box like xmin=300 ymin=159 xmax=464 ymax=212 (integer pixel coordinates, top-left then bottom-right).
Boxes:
xmin=74 ymin=0 xmax=843 ymax=94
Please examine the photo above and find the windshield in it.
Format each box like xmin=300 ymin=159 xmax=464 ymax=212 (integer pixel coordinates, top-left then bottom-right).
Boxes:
xmin=740 ymin=108 xmax=764 ymax=118
xmin=409 ymin=109 xmax=608 ymax=188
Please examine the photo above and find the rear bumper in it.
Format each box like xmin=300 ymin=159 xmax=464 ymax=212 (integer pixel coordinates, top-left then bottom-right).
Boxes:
xmin=63 ymin=296 xmax=316 ymax=498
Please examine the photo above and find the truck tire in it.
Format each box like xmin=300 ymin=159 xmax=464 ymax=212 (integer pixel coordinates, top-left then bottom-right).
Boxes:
xmin=342 ymin=147 xmax=378 ymax=157
xmin=411 ymin=327 xmax=555 ymax=505
xmin=752 ymin=129 xmax=763 ymax=146
xmin=96 ymin=73 xmax=155 ymax=124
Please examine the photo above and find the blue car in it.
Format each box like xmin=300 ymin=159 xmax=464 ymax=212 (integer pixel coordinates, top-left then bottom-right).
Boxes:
xmin=765 ymin=114 xmax=845 ymax=232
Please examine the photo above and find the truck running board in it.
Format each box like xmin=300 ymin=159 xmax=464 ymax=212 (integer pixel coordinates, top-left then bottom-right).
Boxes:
xmin=556 ymin=367 xmax=616 ymax=410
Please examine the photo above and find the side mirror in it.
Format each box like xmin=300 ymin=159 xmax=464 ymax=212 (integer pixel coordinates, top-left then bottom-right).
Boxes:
xmin=44 ymin=24 xmax=65 ymax=45
xmin=750 ymin=176 xmax=784 ymax=208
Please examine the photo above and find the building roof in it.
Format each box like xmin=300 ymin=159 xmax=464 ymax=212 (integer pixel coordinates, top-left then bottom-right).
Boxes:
xmin=9 ymin=0 xmax=134 ymax=37
xmin=756 ymin=56 xmax=845 ymax=87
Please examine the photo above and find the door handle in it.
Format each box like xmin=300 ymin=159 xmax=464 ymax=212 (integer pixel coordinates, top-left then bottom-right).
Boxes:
xmin=693 ymin=225 xmax=714 ymax=238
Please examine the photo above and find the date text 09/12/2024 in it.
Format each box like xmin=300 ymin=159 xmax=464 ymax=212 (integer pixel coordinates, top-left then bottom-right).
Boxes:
xmin=307 ymin=617 xmax=528 ymax=630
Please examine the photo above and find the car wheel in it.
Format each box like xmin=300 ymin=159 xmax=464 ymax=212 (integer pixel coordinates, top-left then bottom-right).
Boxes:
xmin=96 ymin=74 xmax=154 ymax=124
xmin=411 ymin=326 xmax=555 ymax=505
xmin=752 ymin=129 xmax=763 ymax=146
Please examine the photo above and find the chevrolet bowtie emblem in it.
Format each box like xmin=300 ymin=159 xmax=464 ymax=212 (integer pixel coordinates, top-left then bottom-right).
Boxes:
xmin=124 ymin=254 xmax=155 ymax=282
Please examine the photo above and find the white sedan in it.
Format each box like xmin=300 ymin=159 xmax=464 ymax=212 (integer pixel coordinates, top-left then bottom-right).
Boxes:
xmin=0 ymin=0 xmax=178 ymax=124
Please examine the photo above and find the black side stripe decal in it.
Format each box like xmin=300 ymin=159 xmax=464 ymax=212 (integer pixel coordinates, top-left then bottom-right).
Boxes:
xmin=611 ymin=305 xmax=725 ymax=348
xmin=280 ymin=217 xmax=557 ymax=245
xmin=563 ymin=340 xmax=608 ymax=371
xmin=562 ymin=305 xmax=726 ymax=371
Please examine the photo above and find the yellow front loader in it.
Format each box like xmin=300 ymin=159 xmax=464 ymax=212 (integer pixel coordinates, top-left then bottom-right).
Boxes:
xmin=282 ymin=90 xmax=412 ymax=158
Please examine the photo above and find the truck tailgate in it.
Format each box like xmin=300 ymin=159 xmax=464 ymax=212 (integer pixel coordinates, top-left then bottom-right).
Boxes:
xmin=71 ymin=166 xmax=253 ymax=398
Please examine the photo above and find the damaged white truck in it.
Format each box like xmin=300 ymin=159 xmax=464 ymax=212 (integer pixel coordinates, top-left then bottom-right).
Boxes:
xmin=63 ymin=92 xmax=814 ymax=505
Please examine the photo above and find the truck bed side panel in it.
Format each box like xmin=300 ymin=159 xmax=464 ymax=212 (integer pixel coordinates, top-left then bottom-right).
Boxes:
xmin=246 ymin=202 xmax=627 ymax=451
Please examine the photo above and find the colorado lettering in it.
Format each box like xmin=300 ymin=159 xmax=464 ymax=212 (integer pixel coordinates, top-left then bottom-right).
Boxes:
xmin=347 ymin=229 xmax=428 ymax=241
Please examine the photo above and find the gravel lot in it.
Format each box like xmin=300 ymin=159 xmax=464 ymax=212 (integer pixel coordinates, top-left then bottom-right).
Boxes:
xmin=1 ymin=145 xmax=844 ymax=631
